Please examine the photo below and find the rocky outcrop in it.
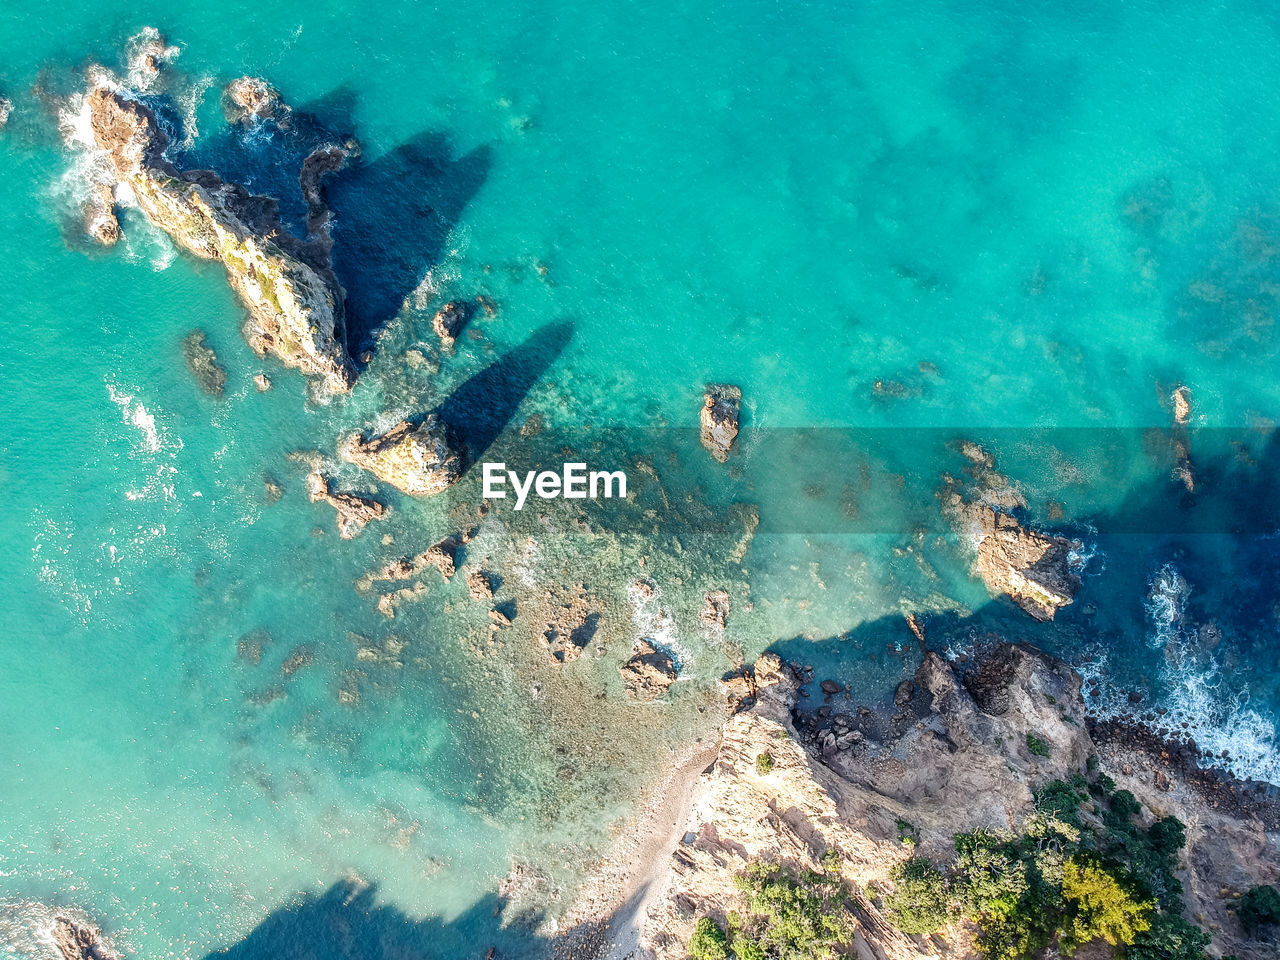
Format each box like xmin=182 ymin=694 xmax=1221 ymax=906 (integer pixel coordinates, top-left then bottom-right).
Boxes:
xmin=181 ymin=330 xmax=227 ymax=396
xmin=305 ymin=470 xmax=387 ymax=539
xmin=85 ymin=86 xmax=355 ymax=393
xmin=947 ymin=497 xmax=1079 ymax=620
xmin=53 ymin=916 xmax=120 ymax=960
xmin=699 ymin=589 xmax=730 ymax=631
xmin=466 ymin=568 xmax=494 ymax=602
xmin=340 ymin=416 xmax=462 ymax=497
xmin=223 ymin=77 xmax=288 ymax=126
xmin=431 ymin=300 xmax=475 ymax=349
xmin=620 ymin=641 xmax=678 ymax=700
xmin=699 ymin=384 xmax=741 ymax=463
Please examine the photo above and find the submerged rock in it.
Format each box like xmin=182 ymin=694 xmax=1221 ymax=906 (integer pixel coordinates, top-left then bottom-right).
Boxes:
xmin=619 ymin=640 xmax=678 ymax=700
xmin=85 ymin=86 xmax=354 ymax=393
xmin=466 ymin=569 xmax=494 ymax=602
xmin=305 ymin=470 xmax=387 ymax=539
xmin=700 ymin=383 xmax=741 ymax=462
xmin=181 ymin=330 xmax=228 ymax=396
xmin=699 ymin=589 xmax=730 ymax=631
xmin=951 ymin=499 xmax=1079 ymax=621
xmin=340 ymin=415 xmax=462 ymax=497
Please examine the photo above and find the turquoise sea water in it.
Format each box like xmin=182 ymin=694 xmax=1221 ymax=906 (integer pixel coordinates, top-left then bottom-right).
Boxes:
xmin=4 ymin=2 xmax=1280 ymax=957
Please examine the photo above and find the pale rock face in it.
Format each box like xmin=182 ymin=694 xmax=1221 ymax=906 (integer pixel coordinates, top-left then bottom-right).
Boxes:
xmin=339 ymin=415 xmax=462 ymax=497
xmin=951 ymin=500 xmax=1079 ymax=620
xmin=223 ymin=77 xmax=288 ymax=125
xmin=84 ymin=86 xmax=355 ymax=393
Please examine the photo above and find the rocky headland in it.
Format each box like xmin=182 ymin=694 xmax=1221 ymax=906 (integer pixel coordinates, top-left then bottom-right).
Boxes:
xmin=578 ymin=641 xmax=1280 ymax=960
xmin=83 ymin=84 xmax=355 ymax=393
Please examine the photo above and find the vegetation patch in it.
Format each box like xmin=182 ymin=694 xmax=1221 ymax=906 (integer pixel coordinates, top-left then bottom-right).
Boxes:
xmin=884 ymin=773 xmax=1213 ymax=960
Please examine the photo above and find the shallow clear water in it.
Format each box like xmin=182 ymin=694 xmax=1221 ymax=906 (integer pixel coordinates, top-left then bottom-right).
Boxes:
xmin=3 ymin=2 xmax=1280 ymax=957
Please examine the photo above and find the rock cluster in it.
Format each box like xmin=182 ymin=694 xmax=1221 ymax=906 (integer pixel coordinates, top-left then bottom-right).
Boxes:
xmin=619 ymin=641 xmax=678 ymax=700
xmin=699 ymin=589 xmax=730 ymax=631
xmin=340 ymin=416 xmax=462 ymax=497
xmin=305 ymin=470 xmax=387 ymax=539
xmin=85 ymin=86 xmax=355 ymax=393
xmin=699 ymin=384 xmax=741 ymax=462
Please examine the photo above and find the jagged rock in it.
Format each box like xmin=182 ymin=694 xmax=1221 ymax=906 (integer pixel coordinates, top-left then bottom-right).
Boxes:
xmin=466 ymin=569 xmax=494 ymax=602
xmin=699 ymin=589 xmax=730 ymax=630
xmin=85 ymin=87 xmax=354 ymax=392
xmin=181 ymin=330 xmax=227 ymax=396
xmin=355 ymin=531 xmax=469 ymax=593
xmin=84 ymin=183 xmax=119 ymax=245
xmin=53 ymin=916 xmax=119 ymax=960
xmin=340 ymin=415 xmax=462 ymax=497
xmin=894 ymin=678 xmax=915 ymax=708
xmin=619 ymin=640 xmax=678 ymax=700
xmin=700 ymin=383 xmax=741 ymax=462
xmin=223 ymin=77 xmax=288 ymax=125
xmin=431 ymin=300 xmax=475 ymax=349
xmin=305 ymin=470 xmax=387 ymax=539
xmin=951 ymin=500 xmax=1078 ymax=620
xmin=254 ymin=372 xmax=272 ymax=391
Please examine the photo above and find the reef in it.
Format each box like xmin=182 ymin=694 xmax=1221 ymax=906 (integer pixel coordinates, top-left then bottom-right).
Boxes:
xmin=340 ymin=416 xmax=462 ymax=497
xmin=84 ymin=86 xmax=355 ymax=393
xmin=699 ymin=383 xmax=741 ymax=463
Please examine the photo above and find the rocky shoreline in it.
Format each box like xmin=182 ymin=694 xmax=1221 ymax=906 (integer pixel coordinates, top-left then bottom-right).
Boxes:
xmin=565 ymin=641 xmax=1280 ymax=960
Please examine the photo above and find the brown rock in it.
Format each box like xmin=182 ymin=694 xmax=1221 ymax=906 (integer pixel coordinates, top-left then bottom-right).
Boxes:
xmin=305 ymin=470 xmax=387 ymax=539
xmin=53 ymin=916 xmax=119 ymax=960
xmin=254 ymin=372 xmax=272 ymax=391
xmin=467 ymin=569 xmax=494 ymax=602
xmin=619 ymin=640 xmax=678 ymax=700
xmin=955 ymin=502 xmax=1078 ymax=621
xmin=700 ymin=384 xmax=741 ymax=462
xmin=431 ymin=300 xmax=475 ymax=349
xmin=223 ymin=77 xmax=288 ymax=125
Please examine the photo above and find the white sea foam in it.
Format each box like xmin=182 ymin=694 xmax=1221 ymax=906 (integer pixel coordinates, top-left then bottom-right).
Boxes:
xmin=1080 ymin=563 xmax=1280 ymax=784
xmin=625 ymin=579 xmax=689 ymax=668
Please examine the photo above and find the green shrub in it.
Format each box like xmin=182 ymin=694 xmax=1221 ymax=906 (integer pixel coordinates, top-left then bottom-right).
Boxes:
xmin=1238 ymin=884 xmax=1280 ymax=934
xmin=729 ymin=863 xmax=853 ymax=960
xmin=886 ymin=857 xmax=953 ymax=934
xmin=1035 ymin=779 xmax=1088 ymax=827
xmin=755 ymin=752 xmax=774 ymax=775
xmin=1127 ymin=911 xmax=1212 ymax=960
xmin=1026 ymin=733 xmax=1051 ymax=758
xmin=1061 ymin=856 xmax=1153 ymax=951
xmin=689 ymin=916 xmax=729 ymax=960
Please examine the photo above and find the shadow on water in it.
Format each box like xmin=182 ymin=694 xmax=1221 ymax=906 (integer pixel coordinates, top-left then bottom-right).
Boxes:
xmin=203 ymin=881 xmax=551 ymax=960
xmin=439 ymin=320 xmax=574 ymax=467
xmin=327 ymin=134 xmax=493 ymax=353
xmin=170 ymin=84 xmax=492 ymax=356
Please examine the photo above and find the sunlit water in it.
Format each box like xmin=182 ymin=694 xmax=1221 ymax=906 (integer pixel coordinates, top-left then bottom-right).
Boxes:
xmin=3 ymin=2 xmax=1280 ymax=957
